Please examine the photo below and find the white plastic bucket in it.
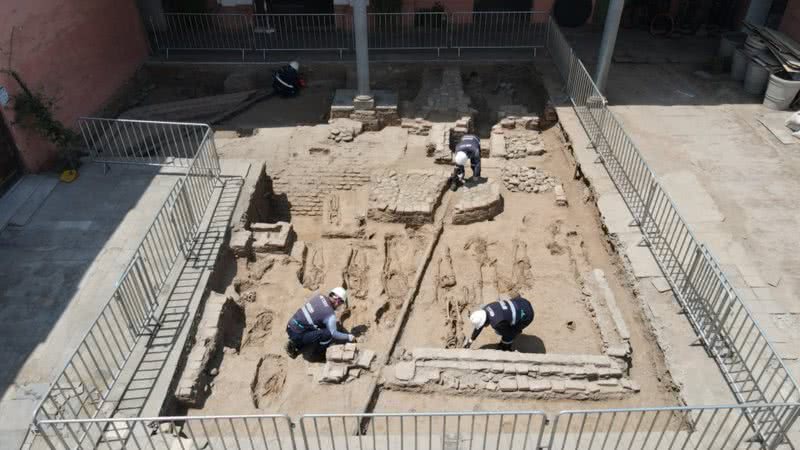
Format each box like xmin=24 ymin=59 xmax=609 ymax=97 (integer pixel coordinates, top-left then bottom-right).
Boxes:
xmin=744 ymin=58 xmax=770 ymax=95
xmin=731 ymin=48 xmax=749 ymax=81
xmin=763 ymin=72 xmax=800 ymax=110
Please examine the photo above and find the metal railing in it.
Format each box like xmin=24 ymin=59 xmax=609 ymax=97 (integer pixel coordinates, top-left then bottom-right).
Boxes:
xmin=148 ymin=11 xmax=547 ymax=59
xmin=450 ymin=11 xmax=548 ymax=55
xmin=35 ymin=414 xmax=294 ymax=450
xmin=549 ymin=403 xmax=800 ymax=449
xmin=545 ymin=16 xmax=800 ymax=446
xmin=299 ymin=411 xmax=548 ymax=450
xmin=78 ymin=118 xmax=211 ymax=168
xmin=32 ymin=120 xmax=221 ymax=434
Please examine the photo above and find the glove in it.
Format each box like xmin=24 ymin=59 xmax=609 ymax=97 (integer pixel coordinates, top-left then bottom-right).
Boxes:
xmin=349 ymin=334 xmax=357 ymax=343
xmin=462 ymin=337 xmax=472 ymax=349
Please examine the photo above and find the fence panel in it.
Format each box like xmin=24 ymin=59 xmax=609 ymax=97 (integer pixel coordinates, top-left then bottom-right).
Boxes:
xmin=36 ymin=415 xmax=295 ymax=450
xmin=450 ymin=12 xmax=548 ymax=52
xmin=367 ymin=12 xmax=449 ymax=52
xmin=299 ymin=411 xmax=547 ymax=450
xmin=33 ymin=121 xmax=220 ymax=435
xmin=78 ymin=118 xmax=210 ymax=168
xmin=150 ymin=13 xmax=253 ymax=54
xmin=548 ymin=404 xmax=800 ymax=450
xmin=252 ymin=14 xmax=353 ymax=53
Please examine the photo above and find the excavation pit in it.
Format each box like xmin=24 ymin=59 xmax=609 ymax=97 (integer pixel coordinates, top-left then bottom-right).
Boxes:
xmin=172 ymin=65 xmax=680 ymax=422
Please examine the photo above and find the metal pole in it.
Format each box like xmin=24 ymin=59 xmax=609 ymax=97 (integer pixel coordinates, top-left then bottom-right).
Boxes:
xmin=352 ymin=0 xmax=370 ymax=97
xmin=594 ymin=0 xmax=624 ymax=92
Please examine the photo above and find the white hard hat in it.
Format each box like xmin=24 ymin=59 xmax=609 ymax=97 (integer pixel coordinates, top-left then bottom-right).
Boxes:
xmin=290 ymin=61 xmax=300 ymax=71
xmin=454 ymin=151 xmax=469 ymax=167
xmin=329 ymin=287 xmax=348 ymax=306
xmin=470 ymin=310 xmax=487 ymax=329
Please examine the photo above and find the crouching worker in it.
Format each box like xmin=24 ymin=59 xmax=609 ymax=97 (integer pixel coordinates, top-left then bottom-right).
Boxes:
xmin=285 ymin=287 xmax=355 ymax=359
xmin=272 ymin=61 xmax=303 ymax=97
xmin=463 ymin=295 xmax=534 ymax=351
xmin=451 ymin=135 xmax=482 ymax=191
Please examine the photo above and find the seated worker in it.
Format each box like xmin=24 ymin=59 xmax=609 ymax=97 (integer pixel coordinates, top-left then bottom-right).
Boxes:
xmin=463 ymin=295 xmax=534 ymax=351
xmin=272 ymin=61 xmax=302 ymax=97
xmin=451 ymin=134 xmax=482 ymax=190
xmin=285 ymin=287 xmax=355 ymax=358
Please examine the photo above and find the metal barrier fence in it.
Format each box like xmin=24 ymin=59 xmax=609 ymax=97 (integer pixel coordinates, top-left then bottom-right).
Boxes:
xmin=544 ymin=16 xmax=800 ymax=445
xmin=32 ymin=120 xmax=221 ymax=434
xmin=36 ymin=414 xmax=294 ymax=450
xmin=548 ymin=403 xmax=799 ymax=449
xmin=148 ymin=11 xmax=547 ymax=59
xmin=78 ymin=118 xmax=211 ymax=168
xmin=299 ymin=411 xmax=548 ymax=450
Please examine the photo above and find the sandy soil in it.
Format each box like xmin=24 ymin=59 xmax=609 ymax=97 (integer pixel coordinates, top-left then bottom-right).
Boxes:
xmin=181 ymin=63 xmax=679 ymax=420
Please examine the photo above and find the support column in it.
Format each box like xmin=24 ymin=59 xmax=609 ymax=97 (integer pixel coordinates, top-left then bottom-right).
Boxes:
xmin=594 ymin=0 xmax=625 ymax=93
xmin=351 ymin=0 xmax=373 ymax=106
xmin=744 ymin=0 xmax=774 ymax=26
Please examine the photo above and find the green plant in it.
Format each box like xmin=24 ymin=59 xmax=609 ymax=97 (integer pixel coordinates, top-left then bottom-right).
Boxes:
xmin=3 ymin=70 xmax=81 ymax=169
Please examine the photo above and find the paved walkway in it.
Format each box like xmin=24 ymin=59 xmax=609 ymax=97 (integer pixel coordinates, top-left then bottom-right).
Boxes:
xmin=0 ymin=164 xmax=182 ymax=449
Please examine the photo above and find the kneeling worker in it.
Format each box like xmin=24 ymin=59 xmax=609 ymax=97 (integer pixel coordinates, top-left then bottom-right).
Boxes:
xmin=463 ymin=295 xmax=534 ymax=351
xmin=272 ymin=61 xmax=302 ymax=97
xmin=451 ymin=134 xmax=482 ymax=190
xmin=285 ymin=287 xmax=355 ymax=358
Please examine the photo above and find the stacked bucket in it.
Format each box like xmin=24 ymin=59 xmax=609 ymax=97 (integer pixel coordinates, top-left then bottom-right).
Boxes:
xmin=720 ymin=31 xmax=800 ymax=110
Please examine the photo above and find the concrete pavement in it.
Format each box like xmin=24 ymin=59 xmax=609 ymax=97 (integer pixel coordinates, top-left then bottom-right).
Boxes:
xmin=0 ymin=164 xmax=180 ymax=449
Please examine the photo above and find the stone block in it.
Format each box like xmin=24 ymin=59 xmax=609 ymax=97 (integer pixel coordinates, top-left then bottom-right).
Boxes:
xmin=499 ymin=377 xmax=518 ymax=392
xmin=565 ymin=380 xmax=586 ymax=392
xmin=621 ymin=379 xmax=641 ymax=392
xmin=230 ymin=230 xmax=253 ymax=257
xmin=529 ymin=380 xmax=551 ymax=392
xmin=597 ymin=379 xmax=619 ymax=387
xmin=551 ymin=381 xmax=566 ymax=393
xmin=515 ymin=375 xmax=530 ymax=391
xmin=356 ymin=350 xmax=376 ymax=370
xmin=252 ymin=222 xmax=293 ymax=254
xmin=326 ymin=345 xmax=345 ymax=362
xmin=485 ymin=381 xmax=498 ymax=391
xmin=490 ymin=133 xmax=506 ymax=158
xmin=342 ymin=343 xmax=358 ymax=362
xmin=395 ymin=362 xmax=416 ymax=381
xmin=321 ymin=363 xmax=349 ymax=383
xmin=290 ymin=240 xmax=307 ymax=263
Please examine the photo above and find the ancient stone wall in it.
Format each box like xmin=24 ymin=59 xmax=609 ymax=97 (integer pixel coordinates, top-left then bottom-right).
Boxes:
xmin=271 ymin=156 xmax=372 ymax=216
xmin=452 ymin=182 xmax=503 ymax=225
xmin=385 ymin=348 xmax=639 ymax=399
xmin=367 ymin=169 xmax=450 ymax=224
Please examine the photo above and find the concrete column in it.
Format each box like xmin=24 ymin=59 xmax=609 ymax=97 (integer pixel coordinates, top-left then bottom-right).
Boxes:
xmin=352 ymin=0 xmax=371 ymax=100
xmin=744 ymin=0 xmax=774 ymax=26
xmin=594 ymin=0 xmax=625 ymax=93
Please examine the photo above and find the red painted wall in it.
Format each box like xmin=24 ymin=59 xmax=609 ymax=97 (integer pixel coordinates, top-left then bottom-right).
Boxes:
xmin=779 ymin=0 xmax=800 ymax=43
xmin=0 ymin=0 xmax=149 ymax=172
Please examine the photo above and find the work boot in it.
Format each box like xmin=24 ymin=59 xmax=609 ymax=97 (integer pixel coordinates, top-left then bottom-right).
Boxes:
xmin=498 ymin=342 xmax=513 ymax=352
xmin=285 ymin=341 xmax=300 ymax=359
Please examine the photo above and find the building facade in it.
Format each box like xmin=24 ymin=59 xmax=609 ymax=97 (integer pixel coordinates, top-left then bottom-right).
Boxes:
xmin=0 ymin=0 xmax=149 ymax=174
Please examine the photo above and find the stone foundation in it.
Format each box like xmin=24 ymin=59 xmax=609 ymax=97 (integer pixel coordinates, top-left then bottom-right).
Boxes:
xmin=385 ymin=348 xmax=638 ymax=399
xmin=330 ymin=89 xmax=400 ymax=131
xmin=501 ymin=165 xmax=559 ymax=194
xmin=175 ymin=293 xmax=241 ymax=406
xmin=367 ymin=169 xmax=450 ymax=224
xmin=452 ymin=182 xmax=503 ymax=225
xmin=418 ymin=68 xmax=475 ymax=119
